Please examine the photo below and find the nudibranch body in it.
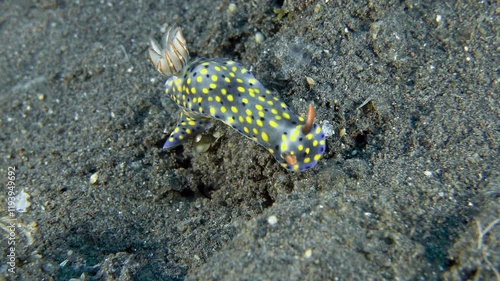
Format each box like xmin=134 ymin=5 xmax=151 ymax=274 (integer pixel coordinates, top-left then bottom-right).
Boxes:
xmin=148 ymin=27 xmax=325 ymax=171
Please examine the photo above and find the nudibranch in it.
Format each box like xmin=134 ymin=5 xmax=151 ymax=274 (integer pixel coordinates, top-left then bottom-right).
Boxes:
xmin=148 ymin=27 xmax=326 ymax=171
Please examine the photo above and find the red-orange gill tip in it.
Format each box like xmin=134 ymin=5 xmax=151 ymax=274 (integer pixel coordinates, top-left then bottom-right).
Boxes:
xmin=284 ymin=153 xmax=297 ymax=166
xmin=301 ymin=103 xmax=315 ymax=135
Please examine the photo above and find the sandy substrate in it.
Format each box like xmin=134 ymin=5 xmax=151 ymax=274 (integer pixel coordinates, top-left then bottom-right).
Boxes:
xmin=0 ymin=1 xmax=498 ymax=280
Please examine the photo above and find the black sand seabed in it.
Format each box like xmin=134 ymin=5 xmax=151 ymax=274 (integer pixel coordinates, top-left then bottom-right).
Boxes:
xmin=0 ymin=1 xmax=498 ymax=280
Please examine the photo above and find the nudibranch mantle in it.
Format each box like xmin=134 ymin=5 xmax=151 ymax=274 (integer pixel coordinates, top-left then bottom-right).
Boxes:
xmin=148 ymin=27 xmax=326 ymax=171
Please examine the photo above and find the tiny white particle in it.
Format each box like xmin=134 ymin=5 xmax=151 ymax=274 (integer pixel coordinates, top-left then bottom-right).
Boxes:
xmin=255 ymin=32 xmax=265 ymax=44
xmin=59 ymin=259 xmax=69 ymax=267
xmin=303 ymin=248 xmax=312 ymax=258
xmin=436 ymin=15 xmax=442 ymax=23
xmin=267 ymin=215 xmax=278 ymax=225
xmin=228 ymin=3 xmax=236 ymax=13
xmin=321 ymin=121 xmax=335 ymax=137
xmin=305 ymin=76 xmax=316 ymax=87
xmin=16 ymin=189 xmax=31 ymax=212
xmin=90 ymin=172 xmax=99 ymax=185
xmin=423 ymin=170 xmax=433 ymax=177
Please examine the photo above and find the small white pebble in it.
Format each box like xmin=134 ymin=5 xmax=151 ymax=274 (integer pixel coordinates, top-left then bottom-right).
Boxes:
xmin=314 ymin=4 xmax=322 ymax=13
xmin=424 ymin=170 xmax=433 ymax=177
xmin=16 ymin=189 xmax=31 ymax=212
xmin=212 ymin=131 xmax=223 ymax=138
xmin=305 ymin=76 xmax=316 ymax=87
xmin=303 ymin=248 xmax=312 ymax=258
xmin=321 ymin=121 xmax=335 ymax=137
xmin=267 ymin=215 xmax=278 ymax=226
xmin=255 ymin=32 xmax=265 ymax=44
xmin=436 ymin=14 xmax=442 ymax=23
xmin=227 ymin=3 xmax=236 ymax=13
xmin=90 ymin=172 xmax=99 ymax=185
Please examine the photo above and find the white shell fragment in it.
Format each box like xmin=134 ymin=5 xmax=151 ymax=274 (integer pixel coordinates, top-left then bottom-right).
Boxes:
xmin=255 ymin=32 xmax=265 ymax=44
xmin=321 ymin=120 xmax=334 ymax=137
xmin=16 ymin=189 xmax=31 ymax=212
xmin=305 ymin=76 xmax=316 ymax=87
xmin=303 ymin=248 xmax=312 ymax=258
xmin=267 ymin=215 xmax=278 ymax=225
xmin=90 ymin=172 xmax=99 ymax=185
xmin=148 ymin=27 xmax=189 ymax=77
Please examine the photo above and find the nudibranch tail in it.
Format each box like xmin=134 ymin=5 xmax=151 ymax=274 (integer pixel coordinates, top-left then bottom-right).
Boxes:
xmin=148 ymin=27 xmax=189 ymax=76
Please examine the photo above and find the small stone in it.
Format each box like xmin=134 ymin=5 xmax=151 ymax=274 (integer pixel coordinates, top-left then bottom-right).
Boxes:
xmin=303 ymin=248 xmax=312 ymax=258
xmin=227 ymin=3 xmax=236 ymax=13
xmin=267 ymin=215 xmax=278 ymax=226
xmin=321 ymin=121 xmax=334 ymax=137
xmin=90 ymin=172 xmax=99 ymax=185
xmin=255 ymin=32 xmax=265 ymax=44
xmin=339 ymin=128 xmax=346 ymax=138
xmin=314 ymin=4 xmax=322 ymax=13
xmin=212 ymin=131 xmax=223 ymax=139
xmin=305 ymin=76 xmax=316 ymax=87
xmin=16 ymin=189 xmax=31 ymax=212
xmin=59 ymin=259 xmax=69 ymax=267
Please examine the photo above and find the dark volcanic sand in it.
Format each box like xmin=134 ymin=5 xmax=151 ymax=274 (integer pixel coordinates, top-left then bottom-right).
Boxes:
xmin=0 ymin=1 xmax=498 ymax=280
